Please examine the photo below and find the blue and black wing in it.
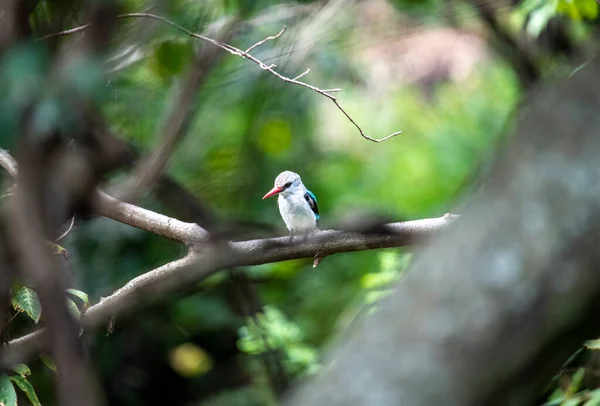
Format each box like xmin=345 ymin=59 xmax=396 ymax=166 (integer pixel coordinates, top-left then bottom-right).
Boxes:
xmin=304 ymin=190 xmax=320 ymax=227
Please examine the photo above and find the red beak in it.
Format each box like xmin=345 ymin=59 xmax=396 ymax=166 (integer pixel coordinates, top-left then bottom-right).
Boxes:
xmin=262 ymin=187 xmax=283 ymax=200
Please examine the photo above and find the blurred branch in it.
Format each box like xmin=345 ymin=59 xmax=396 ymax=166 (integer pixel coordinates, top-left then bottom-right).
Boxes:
xmin=118 ymin=20 xmax=237 ymax=202
xmin=0 ymin=149 xmax=209 ymax=245
xmin=0 ymin=148 xmax=18 ymax=179
xmin=40 ymin=12 xmax=402 ymax=143
xmin=3 ymin=214 xmax=454 ymax=365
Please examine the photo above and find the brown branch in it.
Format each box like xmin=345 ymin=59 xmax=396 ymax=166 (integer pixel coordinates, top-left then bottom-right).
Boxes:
xmin=3 ymin=214 xmax=454 ymax=365
xmin=39 ymin=12 xmax=402 ymax=143
xmin=93 ymin=190 xmax=208 ymax=246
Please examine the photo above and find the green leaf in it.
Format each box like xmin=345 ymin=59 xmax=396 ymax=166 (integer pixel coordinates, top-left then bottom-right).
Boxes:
xmin=150 ymin=39 xmax=194 ymax=81
xmin=0 ymin=374 xmax=17 ymax=406
xmin=47 ymin=242 xmax=68 ymax=259
xmin=40 ymin=353 xmax=57 ymax=374
xmin=360 ymin=271 xmax=401 ymax=289
xmin=565 ymin=368 xmax=585 ymax=397
xmin=584 ymin=389 xmax=600 ymax=406
xmin=10 ymin=364 xmax=30 ymax=377
xmin=11 ymin=286 xmax=42 ymax=323
xmin=66 ymin=289 xmax=89 ymax=308
xmin=9 ymin=375 xmax=41 ymax=406
xmin=66 ymin=298 xmax=80 ymax=319
xmin=526 ymin=4 xmax=557 ymax=38
xmin=575 ymin=0 xmax=599 ymax=19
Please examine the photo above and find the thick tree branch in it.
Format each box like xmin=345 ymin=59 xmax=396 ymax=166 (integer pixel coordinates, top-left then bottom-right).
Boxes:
xmin=3 ymin=214 xmax=453 ymax=365
xmin=93 ymin=190 xmax=208 ymax=246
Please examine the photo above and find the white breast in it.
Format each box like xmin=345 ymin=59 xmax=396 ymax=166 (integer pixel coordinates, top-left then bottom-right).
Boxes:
xmin=278 ymin=193 xmax=317 ymax=232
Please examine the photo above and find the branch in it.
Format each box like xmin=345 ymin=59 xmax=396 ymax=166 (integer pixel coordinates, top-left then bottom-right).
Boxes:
xmin=92 ymin=190 xmax=208 ymax=246
xmin=0 ymin=148 xmax=18 ymax=179
xmin=117 ymin=19 xmax=237 ymax=202
xmin=3 ymin=215 xmax=454 ymax=365
xmin=39 ymin=12 xmax=402 ymax=143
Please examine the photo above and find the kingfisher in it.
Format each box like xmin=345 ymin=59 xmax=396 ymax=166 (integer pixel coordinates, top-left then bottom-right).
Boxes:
xmin=262 ymin=171 xmax=319 ymax=241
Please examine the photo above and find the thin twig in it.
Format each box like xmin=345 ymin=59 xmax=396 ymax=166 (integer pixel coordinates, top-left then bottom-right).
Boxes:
xmin=245 ymin=26 xmax=286 ymax=53
xmin=55 ymin=216 xmax=75 ymax=242
xmin=292 ymin=68 xmax=310 ymax=81
xmin=39 ymin=12 xmax=402 ymax=143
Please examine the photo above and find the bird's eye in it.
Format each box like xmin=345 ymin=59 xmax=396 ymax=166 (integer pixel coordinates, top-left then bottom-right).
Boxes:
xmin=284 ymin=182 xmax=292 ymax=188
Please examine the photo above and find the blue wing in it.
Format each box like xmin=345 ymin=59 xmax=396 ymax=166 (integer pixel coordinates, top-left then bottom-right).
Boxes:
xmin=304 ymin=190 xmax=319 ymax=225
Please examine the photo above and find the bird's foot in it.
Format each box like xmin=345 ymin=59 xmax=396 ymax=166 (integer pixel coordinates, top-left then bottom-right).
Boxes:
xmin=288 ymin=231 xmax=294 ymax=244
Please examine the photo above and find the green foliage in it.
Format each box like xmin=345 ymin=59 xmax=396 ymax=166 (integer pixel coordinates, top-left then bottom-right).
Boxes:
xmin=66 ymin=289 xmax=90 ymax=309
xmin=361 ymin=251 xmax=412 ymax=306
xmin=238 ymin=306 xmax=320 ymax=376
xmin=150 ymin=39 xmax=194 ymax=82
xmin=0 ymin=374 xmax=17 ymax=406
xmin=512 ymin=0 xmax=599 ymax=38
xmin=10 ymin=286 xmax=90 ymax=324
xmin=11 ymin=287 xmax=42 ymax=324
xmin=10 ymin=365 xmax=31 ymax=378
xmin=66 ymin=298 xmax=81 ymax=319
xmin=39 ymin=353 xmax=57 ymax=375
xmin=9 ymin=376 xmax=42 ymax=406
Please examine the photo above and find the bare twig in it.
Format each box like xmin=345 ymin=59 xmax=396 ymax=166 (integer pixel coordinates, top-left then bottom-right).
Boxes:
xmin=245 ymin=26 xmax=286 ymax=53
xmin=39 ymin=12 xmax=402 ymax=143
xmin=55 ymin=216 xmax=75 ymax=242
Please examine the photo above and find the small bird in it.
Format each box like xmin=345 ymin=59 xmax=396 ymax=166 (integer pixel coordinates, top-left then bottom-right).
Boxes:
xmin=262 ymin=171 xmax=319 ymax=241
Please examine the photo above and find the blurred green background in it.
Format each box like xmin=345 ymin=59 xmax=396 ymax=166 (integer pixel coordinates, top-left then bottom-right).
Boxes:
xmin=2 ymin=0 xmax=557 ymax=404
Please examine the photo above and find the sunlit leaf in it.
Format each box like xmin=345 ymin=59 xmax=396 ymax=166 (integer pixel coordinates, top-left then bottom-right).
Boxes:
xmin=583 ymin=389 xmax=600 ymax=406
xmin=575 ymin=0 xmax=599 ymax=19
xmin=360 ymin=271 xmax=401 ymax=289
xmin=168 ymin=343 xmax=213 ymax=377
xmin=9 ymin=376 xmax=41 ymax=406
xmin=565 ymin=368 xmax=585 ymax=397
xmin=10 ymin=364 xmax=30 ymax=377
xmin=47 ymin=242 xmax=68 ymax=259
xmin=526 ymin=4 xmax=557 ymax=38
xmin=66 ymin=289 xmax=89 ymax=309
xmin=66 ymin=298 xmax=81 ymax=319
xmin=0 ymin=374 xmax=17 ymax=406
xmin=11 ymin=286 xmax=41 ymax=323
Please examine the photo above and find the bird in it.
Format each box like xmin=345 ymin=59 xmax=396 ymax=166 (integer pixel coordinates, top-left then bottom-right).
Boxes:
xmin=262 ymin=171 xmax=319 ymax=242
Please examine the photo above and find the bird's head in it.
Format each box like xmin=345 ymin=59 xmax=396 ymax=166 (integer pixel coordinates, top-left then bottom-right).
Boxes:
xmin=262 ymin=171 xmax=302 ymax=199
